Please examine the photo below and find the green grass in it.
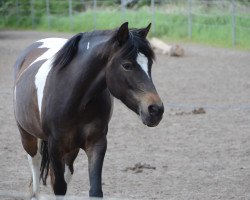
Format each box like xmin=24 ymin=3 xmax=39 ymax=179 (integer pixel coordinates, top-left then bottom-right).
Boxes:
xmin=1 ymin=8 xmax=250 ymax=50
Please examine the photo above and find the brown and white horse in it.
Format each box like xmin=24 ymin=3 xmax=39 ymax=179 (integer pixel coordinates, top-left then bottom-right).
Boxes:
xmin=13 ymin=22 xmax=164 ymax=199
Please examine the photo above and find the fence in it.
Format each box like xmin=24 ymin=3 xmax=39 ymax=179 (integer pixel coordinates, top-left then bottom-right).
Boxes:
xmin=0 ymin=0 xmax=250 ymax=48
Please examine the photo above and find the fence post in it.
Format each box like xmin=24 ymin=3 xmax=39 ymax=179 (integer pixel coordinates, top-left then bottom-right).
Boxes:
xmin=151 ymin=0 xmax=155 ymax=36
xmin=68 ymin=0 xmax=73 ymax=31
xmin=231 ymin=0 xmax=236 ymax=47
xmin=15 ymin=0 xmax=19 ymax=26
xmin=93 ymin=0 xmax=97 ymax=30
xmin=1 ymin=1 xmax=4 ymax=26
xmin=30 ymin=0 xmax=35 ymax=29
xmin=46 ymin=0 xmax=50 ymax=29
xmin=188 ymin=0 xmax=192 ymax=39
xmin=121 ymin=0 xmax=126 ymax=22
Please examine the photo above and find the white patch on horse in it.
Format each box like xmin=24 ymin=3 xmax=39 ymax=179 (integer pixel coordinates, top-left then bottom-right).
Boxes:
xmin=87 ymin=42 xmax=90 ymax=50
xmin=35 ymin=38 xmax=67 ymax=119
xmin=32 ymin=38 xmax=67 ymax=66
xmin=17 ymin=38 xmax=67 ymax=81
xmin=64 ymin=164 xmax=72 ymax=184
xmin=136 ymin=52 xmax=150 ymax=78
xmin=27 ymin=152 xmax=41 ymax=198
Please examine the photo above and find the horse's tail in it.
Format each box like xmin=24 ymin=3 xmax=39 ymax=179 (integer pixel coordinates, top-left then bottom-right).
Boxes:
xmin=40 ymin=140 xmax=50 ymax=185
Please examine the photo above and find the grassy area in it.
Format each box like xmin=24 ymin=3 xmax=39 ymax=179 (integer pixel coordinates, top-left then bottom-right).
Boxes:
xmin=1 ymin=8 xmax=250 ymax=50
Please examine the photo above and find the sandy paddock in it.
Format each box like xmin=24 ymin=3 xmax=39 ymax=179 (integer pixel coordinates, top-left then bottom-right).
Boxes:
xmin=0 ymin=31 xmax=250 ymax=200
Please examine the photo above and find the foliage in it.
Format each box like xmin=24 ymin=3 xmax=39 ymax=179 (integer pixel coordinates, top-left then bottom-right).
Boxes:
xmin=0 ymin=0 xmax=250 ymax=49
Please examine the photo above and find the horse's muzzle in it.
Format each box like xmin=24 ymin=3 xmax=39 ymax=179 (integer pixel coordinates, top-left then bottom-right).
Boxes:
xmin=140 ymin=103 xmax=164 ymax=127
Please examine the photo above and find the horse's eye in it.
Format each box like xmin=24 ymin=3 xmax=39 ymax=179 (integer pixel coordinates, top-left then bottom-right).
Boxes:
xmin=122 ymin=63 xmax=133 ymax=71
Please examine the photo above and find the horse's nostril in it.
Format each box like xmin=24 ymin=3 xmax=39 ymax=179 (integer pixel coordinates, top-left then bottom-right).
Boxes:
xmin=148 ymin=104 xmax=159 ymax=117
xmin=148 ymin=104 xmax=164 ymax=117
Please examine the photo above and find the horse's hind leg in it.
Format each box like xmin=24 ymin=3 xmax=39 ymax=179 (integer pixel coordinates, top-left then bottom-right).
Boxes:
xmin=17 ymin=124 xmax=41 ymax=199
xmin=49 ymin=147 xmax=79 ymax=197
xmin=64 ymin=148 xmax=79 ymax=185
xmin=48 ymin=138 xmax=67 ymax=196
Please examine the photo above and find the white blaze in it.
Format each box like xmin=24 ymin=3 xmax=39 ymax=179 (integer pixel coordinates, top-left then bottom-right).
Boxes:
xmin=87 ymin=42 xmax=90 ymax=50
xmin=34 ymin=38 xmax=67 ymax=119
xmin=136 ymin=52 xmax=150 ymax=78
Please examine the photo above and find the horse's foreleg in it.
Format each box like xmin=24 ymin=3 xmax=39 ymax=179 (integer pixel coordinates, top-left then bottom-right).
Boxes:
xmin=48 ymin=138 xmax=67 ymax=196
xmin=64 ymin=148 xmax=80 ymax=185
xmin=86 ymin=135 xmax=107 ymax=197
xmin=18 ymin=124 xmax=41 ymax=199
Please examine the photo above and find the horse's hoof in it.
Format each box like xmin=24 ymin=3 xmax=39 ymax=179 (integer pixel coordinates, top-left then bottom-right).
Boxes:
xmin=30 ymin=193 xmax=38 ymax=200
xmin=31 ymin=196 xmax=37 ymax=200
xmin=89 ymin=189 xmax=103 ymax=198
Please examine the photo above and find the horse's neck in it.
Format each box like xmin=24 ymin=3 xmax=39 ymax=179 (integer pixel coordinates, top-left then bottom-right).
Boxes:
xmin=78 ymin=62 xmax=107 ymax=110
xmin=61 ymin=41 xmax=110 ymax=112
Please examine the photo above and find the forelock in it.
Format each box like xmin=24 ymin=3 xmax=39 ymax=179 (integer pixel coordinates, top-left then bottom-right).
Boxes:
xmin=118 ymin=29 xmax=155 ymax=62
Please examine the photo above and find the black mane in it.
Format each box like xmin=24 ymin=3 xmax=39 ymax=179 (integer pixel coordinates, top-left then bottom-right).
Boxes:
xmin=114 ymin=28 xmax=155 ymax=63
xmin=53 ymin=27 xmax=154 ymax=69
xmin=53 ymin=33 xmax=82 ymax=69
xmin=53 ymin=30 xmax=113 ymax=69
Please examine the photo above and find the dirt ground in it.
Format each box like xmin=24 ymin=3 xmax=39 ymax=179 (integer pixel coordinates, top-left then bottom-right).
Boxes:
xmin=0 ymin=30 xmax=250 ymax=200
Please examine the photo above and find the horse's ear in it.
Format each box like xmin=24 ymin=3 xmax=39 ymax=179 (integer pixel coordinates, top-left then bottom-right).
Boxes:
xmin=138 ymin=23 xmax=151 ymax=38
xmin=117 ymin=22 xmax=129 ymax=45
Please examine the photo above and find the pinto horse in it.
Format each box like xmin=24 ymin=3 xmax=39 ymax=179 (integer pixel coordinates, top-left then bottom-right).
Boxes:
xmin=13 ymin=22 xmax=164 ymax=199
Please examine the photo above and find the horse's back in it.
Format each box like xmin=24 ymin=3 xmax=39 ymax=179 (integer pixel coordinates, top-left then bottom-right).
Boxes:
xmin=14 ymin=38 xmax=67 ymax=81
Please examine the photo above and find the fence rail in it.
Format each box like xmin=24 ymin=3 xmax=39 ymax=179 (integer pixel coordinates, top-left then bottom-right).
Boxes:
xmin=1 ymin=0 xmax=250 ymax=48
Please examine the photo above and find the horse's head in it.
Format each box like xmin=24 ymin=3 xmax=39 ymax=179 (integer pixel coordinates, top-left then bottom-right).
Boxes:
xmin=105 ymin=22 xmax=164 ymax=127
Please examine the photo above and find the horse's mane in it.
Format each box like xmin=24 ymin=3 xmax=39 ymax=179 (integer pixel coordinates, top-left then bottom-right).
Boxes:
xmin=53 ymin=33 xmax=82 ymax=69
xmin=53 ymin=28 xmax=155 ymax=69
xmin=53 ymin=30 xmax=112 ymax=69
xmin=115 ymin=28 xmax=155 ymax=63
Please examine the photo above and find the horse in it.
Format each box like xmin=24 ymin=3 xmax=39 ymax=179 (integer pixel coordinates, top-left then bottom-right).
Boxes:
xmin=13 ymin=22 xmax=164 ymax=199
